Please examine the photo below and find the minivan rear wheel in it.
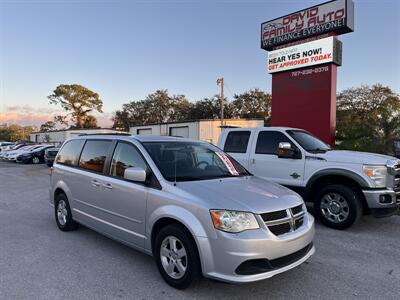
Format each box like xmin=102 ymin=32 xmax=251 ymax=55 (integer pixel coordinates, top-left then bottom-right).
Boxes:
xmin=54 ymin=193 xmax=78 ymax=231
xmin=154 ymin=224 xmax=201 ymax=289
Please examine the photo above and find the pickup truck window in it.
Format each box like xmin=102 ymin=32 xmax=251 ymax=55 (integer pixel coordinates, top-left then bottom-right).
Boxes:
xmin=287 ymin=130 xmax=330 ymax=153
xmin=224 ymin=131 xmax=250 ymax=153
xmin=255 ymin=131 xmax=293 ymax=155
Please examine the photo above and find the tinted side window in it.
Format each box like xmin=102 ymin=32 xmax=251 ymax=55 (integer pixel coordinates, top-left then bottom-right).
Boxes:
xmin=224 ymin=131 xmax=250 ymax=153
xmin=79 ymin=140 xmax=112 ymax=173
xmin=110 ymin=143 xmax=148 ymax=178
xmin=56 ymin=139 xmax=85 ymax=166
xmin=255 ymin=131 xmax=292 ymax=155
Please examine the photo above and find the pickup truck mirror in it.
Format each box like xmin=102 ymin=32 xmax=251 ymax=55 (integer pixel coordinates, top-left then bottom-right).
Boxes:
xmin=124 ymin=167 xmax=147 ymax=182
xmin=277 ymin=142 xmax=299 ymax=159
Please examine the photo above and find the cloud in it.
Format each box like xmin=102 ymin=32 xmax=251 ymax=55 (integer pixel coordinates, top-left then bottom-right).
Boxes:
xmin=0 ymin=105 xmax=113 ymax=128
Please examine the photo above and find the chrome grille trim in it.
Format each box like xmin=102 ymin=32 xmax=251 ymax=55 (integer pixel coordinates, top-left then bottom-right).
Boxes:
xmin=263 ymin=204 xmax=306 ymax=236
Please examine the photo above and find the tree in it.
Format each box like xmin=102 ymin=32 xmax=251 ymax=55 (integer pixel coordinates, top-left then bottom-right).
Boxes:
xmin=82 ymin=115 xmax=98 ymax=129
xmin=112 ymin=90 xmax=193 ymax=130
xmin=40 ymin=121 xmax=56 ymax=132
xmin=48 ymin=84 xmax=103 ymax=128
xmin=0 ymin=125 xmax=36 ymax=142
xmin=54 ymin=115 xmax=69 ymax=127
xmin=231 ymin=89 xmax=271 ymax=120
xmin=336 ymin=84 xmax=400 ymax=154
xmin=189 ymin=95 xmax=232 ymax=120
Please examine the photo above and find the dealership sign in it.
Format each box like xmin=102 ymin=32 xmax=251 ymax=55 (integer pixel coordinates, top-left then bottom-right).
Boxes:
xmin=261 ymin=0 xmax=354 ymax=50
xmin=267 ymin=37 xmax=342 ymax=73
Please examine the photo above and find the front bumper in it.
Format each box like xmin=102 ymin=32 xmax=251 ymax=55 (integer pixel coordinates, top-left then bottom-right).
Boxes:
xmin=197 ymin=213 xmax=315 ymax=283
xmin=16 ymin=156 xmax=32 ymax=163
xmin=363 ymin=188 xmax=400 ymax=217
xmin=45 ymin=157 xmax=55 ymax=163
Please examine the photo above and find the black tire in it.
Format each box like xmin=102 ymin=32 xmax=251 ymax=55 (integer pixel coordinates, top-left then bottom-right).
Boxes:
xmin=315 ymin=184 xmax=362 ymax=230
xmin=54 ymin=193 xmax=78 ymax=231
xmin=153 ymin=224 xmax=201 ymax=289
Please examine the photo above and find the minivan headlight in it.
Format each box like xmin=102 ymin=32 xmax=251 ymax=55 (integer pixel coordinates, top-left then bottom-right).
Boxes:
xmin=210 ymin=210 xmax=259 ymax=233
xmin=362 ymin=165 xmax=387 ymax=188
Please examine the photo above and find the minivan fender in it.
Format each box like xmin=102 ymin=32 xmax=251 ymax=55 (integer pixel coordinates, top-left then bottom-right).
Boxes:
xmin=147 ymin=205 xmax=213 ymax=240
xmin=146 ymin=205 xmax=216 ymax=275
xmin=51 ymin=180 xmax=73 ymax=206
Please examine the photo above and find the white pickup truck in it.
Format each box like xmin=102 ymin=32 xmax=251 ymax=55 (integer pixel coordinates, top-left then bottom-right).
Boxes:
xmin=218 ymin=127 xmax=400 ymax=229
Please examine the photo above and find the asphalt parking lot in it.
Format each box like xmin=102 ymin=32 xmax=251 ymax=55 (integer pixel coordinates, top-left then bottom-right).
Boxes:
xmin=0 ymin=161 xmax=399 ymax=299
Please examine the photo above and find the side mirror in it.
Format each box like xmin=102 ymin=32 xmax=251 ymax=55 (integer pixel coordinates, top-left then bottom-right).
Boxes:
xmin=277 ymin=142 xmax=298 ymax=159
xmin=124 ymin=167 xmax=147 ymax=183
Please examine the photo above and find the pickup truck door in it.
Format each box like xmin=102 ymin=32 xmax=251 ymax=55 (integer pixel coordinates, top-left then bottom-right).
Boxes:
xmin=247 ymin=130 xmax=305 ymax=187
xmin=221 ymin=130 xmax=253 ymax=169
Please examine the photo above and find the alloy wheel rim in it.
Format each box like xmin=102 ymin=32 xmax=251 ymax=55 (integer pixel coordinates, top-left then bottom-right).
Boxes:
xmin=32 ymin=157 xmax=39 ymax=164
xmin=320 ymin=192 xmax=350 ymax=223
xmin=160 ymin=236 xmax=187 ymax=279
xmin=57 ymin=200 xmax=68 ymax=226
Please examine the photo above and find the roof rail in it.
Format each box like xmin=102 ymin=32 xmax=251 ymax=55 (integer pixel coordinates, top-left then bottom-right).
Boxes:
xmin=78 ymin=133 xmax=131 ymax=136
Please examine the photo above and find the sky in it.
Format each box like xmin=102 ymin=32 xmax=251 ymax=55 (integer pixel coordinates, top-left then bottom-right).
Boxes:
xmin=0 ymin=0 xmax=399 ymax=127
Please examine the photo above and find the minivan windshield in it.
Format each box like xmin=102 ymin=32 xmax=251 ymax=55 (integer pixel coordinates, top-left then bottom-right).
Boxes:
xmin=142 ymin=141 xmax=251 ymax=182
xmin=287 ymin=130 xmax=331 ymax=153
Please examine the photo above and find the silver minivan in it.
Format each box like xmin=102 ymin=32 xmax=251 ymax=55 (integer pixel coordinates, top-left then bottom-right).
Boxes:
xmin=50 ymin=134 xmax=315 ymax=289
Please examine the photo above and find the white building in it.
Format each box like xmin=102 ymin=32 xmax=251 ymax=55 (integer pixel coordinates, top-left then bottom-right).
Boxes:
xmin=130 ymin=119 xmax=264 ymax=145
xmin=30 ymin=128 xmax=123 ymax=145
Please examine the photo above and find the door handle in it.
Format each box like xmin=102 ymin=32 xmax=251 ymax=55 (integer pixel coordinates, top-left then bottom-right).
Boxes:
xmin=251 ymin=158 xmax=255 ymax=164
xmin=91 ymin=179 xmax=101 ymax=187
xmin=103 ymin=183 xmax=113 ymax=190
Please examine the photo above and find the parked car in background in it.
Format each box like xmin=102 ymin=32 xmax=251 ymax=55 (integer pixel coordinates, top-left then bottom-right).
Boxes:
xmin=218 ymin=127 xmax=400 ymax=230
xmin=0 ymin=142 xmax=13 ymax=151
xmin=44 ymin=147 xmax=60 ymax=167
xmin=16 ymin=145 xmax=54 ymax=164
xmin=5 ymin=145 xmax=43 ymax=161
xmin=1 ymin=145 xmax=37 ymax=160
xmin=51 ymin=135 xmax=315 ymax=289
xmin=0 ymin=143 xmax=32 ymax=155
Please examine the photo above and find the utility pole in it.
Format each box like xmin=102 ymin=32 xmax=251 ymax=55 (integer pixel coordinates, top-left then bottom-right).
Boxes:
xmin=216 ymin=77 xmax=224 ymax=127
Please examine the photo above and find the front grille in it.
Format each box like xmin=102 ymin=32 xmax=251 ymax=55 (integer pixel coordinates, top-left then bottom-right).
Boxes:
xmin=262 ymin=204 xmax=306 ymax=236
xmin=46 ymin=150 xmax=59 ymax=157
xmin=268 ymin=223 xmax=291 ymax=236
xmin=295 ymin=217 xmax=304 ymax=229
xmin=235 ymin=243 xmax=313 ymax=275
xmin=261 ymin=210 xmax=287 ymax=222
xmin=291 ymin=204 xmax=303 ymax=215
xmin=394 ymin=164 xmax=400 ymax=191
xmin=269 ymin=243 xmax=313 ymax=269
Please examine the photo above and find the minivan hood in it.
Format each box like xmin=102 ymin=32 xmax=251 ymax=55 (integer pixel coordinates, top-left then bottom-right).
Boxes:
xmin=176 ymin=176 xmax=303 ymax=214
xmin=315 ymin=150 xmax=398 ymax=165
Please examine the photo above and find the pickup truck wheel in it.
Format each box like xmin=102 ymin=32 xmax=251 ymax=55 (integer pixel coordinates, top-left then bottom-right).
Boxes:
xmin=154 ymin=224 xmax=201 ymax=289
xmin=315 ymin=184 xmax=362 ymax=230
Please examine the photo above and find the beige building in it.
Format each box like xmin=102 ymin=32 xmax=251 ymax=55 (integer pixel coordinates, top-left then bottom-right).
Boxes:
xmin=130 ymin=119 xmax=264 ymax=145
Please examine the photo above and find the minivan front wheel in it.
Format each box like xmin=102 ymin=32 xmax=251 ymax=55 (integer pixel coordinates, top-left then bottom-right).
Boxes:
xmin=154 ymin=224 xmax=201 ymax=289
xmin=54 ymin=193 xmax=78 ymax=231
